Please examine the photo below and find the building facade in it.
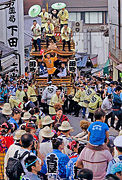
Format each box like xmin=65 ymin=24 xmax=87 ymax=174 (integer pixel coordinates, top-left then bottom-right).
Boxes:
xmin=24 ymin=0 xmax=109 ymax=66
xmin=108 ymin=0 xmax=122 ymax=81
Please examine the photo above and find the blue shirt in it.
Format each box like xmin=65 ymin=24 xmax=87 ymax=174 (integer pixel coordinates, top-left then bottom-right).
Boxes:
xmin=46 ymin=149 xmax=70 ymax=179
xmin=22 ymin=172 xmax=40 ymax=180
xmin=88 ymin=121 xmax=109 ymax=145
xmin=107 ymin=155 xmax=122 ymax=175
xmin=9 ymin=117 xmax=19 ymax=129
xmin=66 ymin=157 xmax=78 ymax=180
xmin=120 ymin=92 xmax=122 ymax=101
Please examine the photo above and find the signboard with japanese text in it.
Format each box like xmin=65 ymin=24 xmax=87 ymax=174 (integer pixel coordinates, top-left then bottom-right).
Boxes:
xmin=6 ymin=0 xmax=18 ymax=50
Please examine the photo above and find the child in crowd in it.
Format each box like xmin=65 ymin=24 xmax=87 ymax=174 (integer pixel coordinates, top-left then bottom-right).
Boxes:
xmin=88 ymin=108 xmax=109 ymax=146
xmin=73 ymin=120 xmax=90 ymax=142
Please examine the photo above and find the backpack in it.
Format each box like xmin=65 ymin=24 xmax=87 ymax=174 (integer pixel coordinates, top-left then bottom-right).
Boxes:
xmin=6 ymin=150 xmax=30 ymax=180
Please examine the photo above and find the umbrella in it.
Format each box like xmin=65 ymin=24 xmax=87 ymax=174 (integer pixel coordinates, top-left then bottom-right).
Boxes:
xmin=51 ymin=2 xmax=66 ymax=10
xmin=28 ymin=5 xmax=41 ymax=17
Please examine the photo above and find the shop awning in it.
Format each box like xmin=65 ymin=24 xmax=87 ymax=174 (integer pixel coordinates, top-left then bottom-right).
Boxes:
xmin=115 ymin=64 xmax=122 ymax=72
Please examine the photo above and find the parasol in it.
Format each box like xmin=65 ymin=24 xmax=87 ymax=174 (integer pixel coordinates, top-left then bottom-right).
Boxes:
xmin=51 ymin=2 xmax=66 ymax=10
xmin=28 ymin=5 xmax=41 ymax=17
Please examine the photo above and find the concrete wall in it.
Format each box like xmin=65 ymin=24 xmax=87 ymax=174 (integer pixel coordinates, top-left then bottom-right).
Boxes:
xmin=0 ymin=9 xmax=7 ymax=44
xmin=73 ymin=32 xmax=109 ymax=65
xmin=108 ymin=0 xmax=119 ymax=59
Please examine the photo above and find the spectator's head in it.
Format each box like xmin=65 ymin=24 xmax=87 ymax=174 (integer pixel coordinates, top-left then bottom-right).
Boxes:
xmin=54 ymin=103 xmax=63 ymax=117
xmin=22 ymin=112 xmax=31 ymax=123
xmin=42 ymin=116 xmax=54 ymax=128
xmin=12 ymin=109 xmax=21 ymax=120
xmin=105 ymin=174 xmax=120 ymax=180
xmin=25 ymin=155 xmax=41 ymax=173
xmin=80 ymin=120 xmax=90 ymax=131
xmin=25 ymin=123 xmax=37 ymax=136
xmin=52 ymin=138 xmax=64 ymax=150
xmin=13 ymin=130 xmax=26 ymax=143
xmin=115 ymin=86 xmax=122 ymax=95
xmin=58 ymin=121 xmax=73 ymax=135
xmin=0 ymin=122 xmax=12 ymax=135
xmin=67 ymin=140 xmax=79 ymax=153
xmin=2 ymin=103 xmax=12 ymax=116
xmin=111 ymin=163 xmax=122 ymax=180
xmin=33 ymin=20 xmax=37 ymax=26
xmin=41 ymin=126 xmax=54 ymax=139
xmin=94 ymin=108 xmax=106 ymax=122
xmin=114 ymin=136 xmax=122 ymax=154
xmin=78 ymin=168 xmax=93 ymax=180
xmin=21 ymin=133 xmax=33 ymax=149
xmin=29 ymin=116 xmax=37 ymax=124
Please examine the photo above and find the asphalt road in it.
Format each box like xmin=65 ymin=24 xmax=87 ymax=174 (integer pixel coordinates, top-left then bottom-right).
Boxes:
xmin=67 ymin=113 xmax=119 ymax=137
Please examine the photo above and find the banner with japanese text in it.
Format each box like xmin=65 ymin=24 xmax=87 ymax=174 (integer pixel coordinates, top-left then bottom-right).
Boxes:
xmin=6 ymin=0 xmax=18 ymax=50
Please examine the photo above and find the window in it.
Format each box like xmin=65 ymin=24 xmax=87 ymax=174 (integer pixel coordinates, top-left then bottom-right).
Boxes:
xmin=69 ymin=12 xmax=81 ymax=21
xmin=85 ymin=12 xmax=102 ymax=24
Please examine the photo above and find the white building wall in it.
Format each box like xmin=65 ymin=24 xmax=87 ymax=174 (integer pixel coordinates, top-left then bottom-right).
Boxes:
xmin=0 ymin=9 xmax=7 ymax=44
xmin=73 ymin=31 xmax=109 ymax=65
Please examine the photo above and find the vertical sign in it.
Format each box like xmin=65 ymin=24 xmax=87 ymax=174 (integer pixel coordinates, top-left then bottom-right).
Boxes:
xmin=6 ymin=0 xmax=25 ymax=75
xmin=7 ymin=0 xmax=18 ymax=50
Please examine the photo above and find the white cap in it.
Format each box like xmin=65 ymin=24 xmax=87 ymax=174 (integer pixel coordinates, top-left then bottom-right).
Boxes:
xmin=114 ymin=136 xmax=122 ymax=147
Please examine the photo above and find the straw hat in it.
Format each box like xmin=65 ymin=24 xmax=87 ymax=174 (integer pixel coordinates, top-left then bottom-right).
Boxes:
xmin=41 ymin=126 xmax=54 ymax=138
xmin=58 ymin=121 xmax=73 ymax=131
xmin=42 ymin=116 xmax=54 ymax=125
xmin=2 ymin=103 xmax=12 ymax=115
xmin=14 ymin=130 xmax=26 ymax=140
xmin=22 ymin=112 xmax=31 ymax=120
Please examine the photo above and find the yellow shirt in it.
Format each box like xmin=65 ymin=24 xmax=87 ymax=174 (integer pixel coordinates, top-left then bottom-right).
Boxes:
xmin=45 ymin=23 xmax=54 ymax=36
xmin=16 ymin=90 xmax=21 ymax=99
xmin=61 ymin=26 xmax=71 ymax=41
xmin=39 ymin=12 xmax=48 ymax=27
xmin=58 ymin=9 xmax=69 ymax=25
xmin=27 ymin=86 xmax=37 ymax=102
xmin=83 ymin=88 xmax=96 ymax=108
xmin=43 ymin=57 xmax=57 ymax=75
xmin=78 ymin=90 xmax=86 ymax=107
xmin=49 ymin=93 xmax=64 ymax=115
xmin=73 ymin=89 xmax=82 ymax=103
xmin=88 ymin=94 xmax=102 ymax=113
xmin=19 ymin=91 xmax=26 ymax=103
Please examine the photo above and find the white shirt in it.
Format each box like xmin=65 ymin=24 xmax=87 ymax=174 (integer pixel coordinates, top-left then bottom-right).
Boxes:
xmin=31 ymin=23 xmax=41 ymax=40
xmin=39 ymin=140 xmax=53 ymax=158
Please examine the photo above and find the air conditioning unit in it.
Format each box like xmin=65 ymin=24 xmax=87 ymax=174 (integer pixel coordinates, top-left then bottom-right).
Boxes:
xmin=100 ymin=25 xmax=108 ymax=31
xmin=72 ymin=21 xmax=83 ymax=33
